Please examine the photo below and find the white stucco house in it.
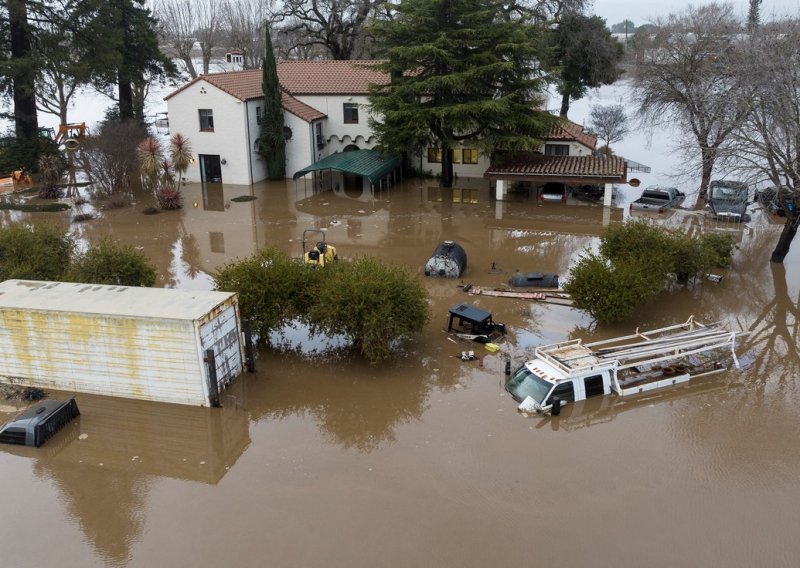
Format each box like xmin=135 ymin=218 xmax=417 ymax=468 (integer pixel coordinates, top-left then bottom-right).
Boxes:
xmin=164 ymin=60 xmax=626 ymax=200
xmin=165 ymin=60 xmax=388 ymax=185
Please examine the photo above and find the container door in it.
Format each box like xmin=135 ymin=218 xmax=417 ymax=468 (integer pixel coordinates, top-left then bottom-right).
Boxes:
xmin=199 ymin=304 xmax=243 ymax=391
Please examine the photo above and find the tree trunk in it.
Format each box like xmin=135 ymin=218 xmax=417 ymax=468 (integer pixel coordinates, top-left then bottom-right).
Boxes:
xmin=118 ymin=77 xmax=134 ymax=120
xmin=440 ymin=144 xmax=454 ymax=188
xmin=770 ymin=212 xmax=799 ymax=263
xmin=699 ymin=145 xmax=716 ymax=198
xmin=182 ymin=56 xmax=197 ymax=79
xmin=560 ymin=91 xmax=570 ymax=117
xmin=9 ymin=0 xmax=39 ymax=141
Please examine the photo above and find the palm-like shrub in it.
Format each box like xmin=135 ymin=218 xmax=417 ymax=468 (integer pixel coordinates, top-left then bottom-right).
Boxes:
xmin=136 ymin=137 xmax=163 ymax=186
xmin=169 ymin=133 xmax=193 ymax=181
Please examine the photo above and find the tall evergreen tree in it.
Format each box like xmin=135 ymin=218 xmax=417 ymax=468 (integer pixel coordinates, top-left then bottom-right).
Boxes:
xmin=256 ymin=27 xmax=286 ymax=180
xmin=2 ymin=0 xmax=39 ymax=144
xmin=368 ymin=0 xmax=554 ymax=187
xmin=542 ymin=14 xmax=623 ymax=117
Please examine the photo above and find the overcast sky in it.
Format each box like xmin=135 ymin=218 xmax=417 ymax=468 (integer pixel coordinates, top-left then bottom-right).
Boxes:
xmin=592 ymin=0 xmax=799 ymax=28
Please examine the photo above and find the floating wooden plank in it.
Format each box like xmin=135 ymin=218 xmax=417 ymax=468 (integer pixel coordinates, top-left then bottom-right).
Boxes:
xmin=465 ymin=285 xmax=572 ymax=305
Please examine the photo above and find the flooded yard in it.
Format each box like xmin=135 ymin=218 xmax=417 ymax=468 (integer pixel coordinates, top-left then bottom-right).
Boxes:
xmin=1 ymin=178 xmax=799 ymax=567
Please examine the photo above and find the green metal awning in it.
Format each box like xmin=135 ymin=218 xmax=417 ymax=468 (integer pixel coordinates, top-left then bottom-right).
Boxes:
xmin=293 ymin=149 xmax=401 ymax=184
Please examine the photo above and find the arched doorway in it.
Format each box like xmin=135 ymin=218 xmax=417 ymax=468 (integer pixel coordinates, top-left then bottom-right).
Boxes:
xmin=342 ymin=144 xmax=362 ymax=197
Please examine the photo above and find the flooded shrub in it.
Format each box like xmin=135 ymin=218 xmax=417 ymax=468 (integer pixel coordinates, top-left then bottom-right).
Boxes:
xmin=700 ymin=232 xmax=737 ymax=267
xmin=600 ymin=219 xmax=672 ymax=262
xmin=101 ymin=193 xmax=132 ymax=210
xmin=67 ymin=239 xmax=156 ymax=287
xmin=669 ymin=233 xmax=714 ymax=283
xmin=565 ymin=254 xmax=667 ymax=323
xmin=308 ymin=257 xmax=430 ymax=363
xmin=214 ymin=248 xmax=320 ymax=342
xmin=215 ymin=251 xmax=429 ymax=362
xmin=156 ymin=186 xmax=183 ymax=210
xmin=0 ymin=224 xmax=74 ymax=281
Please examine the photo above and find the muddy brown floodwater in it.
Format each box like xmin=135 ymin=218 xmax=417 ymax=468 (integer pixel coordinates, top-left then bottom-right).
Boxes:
xmin=1 ymin=179 xmax=799 ymax=567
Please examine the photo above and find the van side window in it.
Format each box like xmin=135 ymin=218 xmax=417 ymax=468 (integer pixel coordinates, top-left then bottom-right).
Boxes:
xmin=584 ymin=375 xmax=604 ymax=398
xmin=548 ymin=382 xmax=575 ymax=403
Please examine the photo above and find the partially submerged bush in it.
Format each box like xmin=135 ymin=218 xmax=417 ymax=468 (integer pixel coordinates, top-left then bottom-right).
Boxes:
xmin=214 ymin=250 xmax=429 ymax=363
xmin=309 ymin=257 xmax=430 ymax=363
xmin=566 ymin=221 xmax=736 ymax=323
xmin=700 ymin=232 xmax=737 ymax=267
xmin=0 ymin=224 xmax=74 ymax=281
xmin=565 ymin=254 xmax=668 ymax=323
xmin=156 ymin=186 xmax=183 ymax=210
xmin=68 ymin=239 xmax=156 ymax=287
xmin=215 ymin=247 xmax=320 ymax=339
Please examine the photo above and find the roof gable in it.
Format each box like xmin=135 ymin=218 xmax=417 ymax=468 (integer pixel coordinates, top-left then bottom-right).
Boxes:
xmin=545 ymin=121 xmax=598 ymax=151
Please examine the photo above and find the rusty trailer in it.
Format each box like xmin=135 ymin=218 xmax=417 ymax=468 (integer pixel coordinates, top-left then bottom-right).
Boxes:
xmin=0 ymin=280 xmax=244 ymax=406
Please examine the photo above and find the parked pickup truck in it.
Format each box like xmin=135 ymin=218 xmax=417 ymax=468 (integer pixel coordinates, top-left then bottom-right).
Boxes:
xmin=505 ymin=316 xmax=745 ymax=415
xmin=629 ymin=186 xmax=685 ymax=213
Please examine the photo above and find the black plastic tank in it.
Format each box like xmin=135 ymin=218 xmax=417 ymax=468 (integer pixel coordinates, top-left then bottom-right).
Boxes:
xmin=424 ymin=241 xmax=467 ymax=278
xmin=509 ymin=271 xmax=559 ymax=288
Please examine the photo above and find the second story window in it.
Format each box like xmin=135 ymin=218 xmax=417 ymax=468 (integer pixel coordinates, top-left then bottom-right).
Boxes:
xmin=199 ymin=109 xmax=214 ymax=132
xmin=343 ymin=102 xmax=359 ymax=124
xmin=315 ymin=122 xmax=325 ymax=148
xmin=545 ymin=144 xmax=569 ymax=156
xmin=255 ymin=106 xmax=263 ymax=125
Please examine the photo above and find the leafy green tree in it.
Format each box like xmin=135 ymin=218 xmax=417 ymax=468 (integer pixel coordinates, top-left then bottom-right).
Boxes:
xmin=68 ymin=239 xmax=156 ymax=286
xmin=256 ymin=27 xmax=286 ymax=180
xmin=542 ymin=13 xmax=623 ymax=117
xmin=368 ymin=0 xmax=554 ymax=187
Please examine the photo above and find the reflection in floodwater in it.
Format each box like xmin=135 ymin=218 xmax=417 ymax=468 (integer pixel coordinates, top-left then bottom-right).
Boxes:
xmin=0 ymin=392 xmax=250 ymax=565
xmin=1 ymin=179 xmax=799 ymax=566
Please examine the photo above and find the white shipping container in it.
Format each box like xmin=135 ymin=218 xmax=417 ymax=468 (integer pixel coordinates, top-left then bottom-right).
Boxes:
xmin=0 ymin=280 xmax=244 ymax=406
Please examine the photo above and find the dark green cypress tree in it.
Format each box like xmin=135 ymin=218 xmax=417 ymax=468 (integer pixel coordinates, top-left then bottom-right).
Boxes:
xmin=368 ymin=0 xmax=555 ymax=188
xmin=256 ymin=27 xmax=286 ymax=180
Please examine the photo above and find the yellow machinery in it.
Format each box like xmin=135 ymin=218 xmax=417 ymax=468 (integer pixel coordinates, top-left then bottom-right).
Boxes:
xmin=302 ymin=229 xmax=338 ymax=268
xmin=55 ymin=122 xmax=87 ymax=149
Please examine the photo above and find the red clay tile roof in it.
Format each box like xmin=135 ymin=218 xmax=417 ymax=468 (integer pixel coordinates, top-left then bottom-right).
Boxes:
xmin=277 ymin=60 xmax=388 ymax=95
xmin=546 ymin=120 xmax=598 ymax=150
xmin=164 ymin=60 xmax=388 ymax=122
xmin=485 ymin=154 xmax=626 ymax=181
xmin=282 ymin=92 xmax=326 ymax=122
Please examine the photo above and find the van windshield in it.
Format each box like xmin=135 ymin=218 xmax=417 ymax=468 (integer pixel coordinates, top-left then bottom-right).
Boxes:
xmin=505 ymin=366 xmax=552 ymax=403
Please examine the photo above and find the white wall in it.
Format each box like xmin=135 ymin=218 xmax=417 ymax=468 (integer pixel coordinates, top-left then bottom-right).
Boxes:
xmin=285 ymin=113 xmax=315 ymax=177
xmin=244 ymin=99 xmax=267 ymax=183
xmin=295 ymin=95 xmax=376 ymax=153
xmin=417 ymin=148 xmax=492 ymax=180
xmin=167 ymin=81 xmax=251 ymax=185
